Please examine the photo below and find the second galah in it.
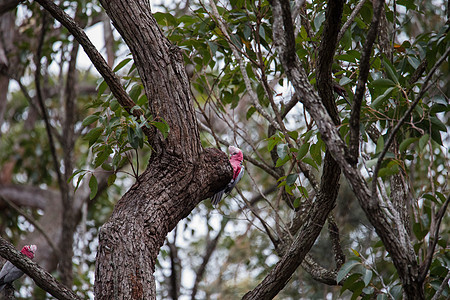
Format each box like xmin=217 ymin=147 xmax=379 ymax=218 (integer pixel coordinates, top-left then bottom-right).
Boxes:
xmin=0 ymin=245 xmax=37 ymax=291
xmin=211 ymin=146 xmax=244 ymax=205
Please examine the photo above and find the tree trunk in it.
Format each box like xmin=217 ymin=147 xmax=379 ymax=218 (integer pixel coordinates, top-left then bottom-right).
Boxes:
xmin=94 ymin=1 xmax=233 ymax=298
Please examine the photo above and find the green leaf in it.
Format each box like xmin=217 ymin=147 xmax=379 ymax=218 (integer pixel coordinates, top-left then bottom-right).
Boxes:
xmin=107 ymin=173 xmax=117 ymax=186
xmin=362 ymin=269 xmax=373 ymax=286
xmin=297 ymin=143 xmax=309 ymax=160
xmin=286 ymin=174 xmax=298 ymax=186
xmin=341 ymin=273 xmax=361 ymax=294
xmin=113 ymin=58 xmax=132 ymax=72
xmin=350 ymin=281 xmax=365 ymax=300
xmin=383 ymin=58 xmax=399 ymax=84
xmin=129 ymin=84 xmax=142 ymax=102
xmin=84 ymin=127 xmax=103 ymax=146
xmin=313 ymin=11 xmax=325 ymax=31
xmin=94 ymin=145 xmax=113 ymax=168
xmin=337 ymin=260 xmax=361 ymax=283
xmin=430 ymin=116 xmax=447 ymax=132
xmin=246 ymin=106 xmax=256 ymax=120
xmin=419 ymin=134 xmax=429 ymax=151
xmin=371 ymin=86 xmax=395 ymax=108
xmin=89 ymin=174 xmax=98 ymax=200
xmin=371 ymin=78 xmax=396 ymax=88
xmin=413 ymin=222 xmax=428 ymax=240
xmin=288 ymin=130 xmax=299 ymax=141
xmin=82 ymin=114 xmax=99 ymax=127
xmin=376 ymin=135 xmax=384 ymax=154
xmin=339 ymin=76 xmax=352 ymax=86
xmin=153 ymin=120 xmax=170 ymax=139
xmin=275 ymin=155 xmax=290 ymax=167
xmin=96 ymin=79 xmax=108 ymax=96
xmin=422 ymin=193 xmax=439 ymax=204
xmin=407 ymin=56 xmax=420 ymax=69
xmin=73 ymin=173 xmax=86 ymax=194
xmin=302 ymin=157 xmax=318 ymax=170
xmin=67 ymin=169 xmax=85 ymax=183
xmin=399 ymin=137 xmax=418 ymax=152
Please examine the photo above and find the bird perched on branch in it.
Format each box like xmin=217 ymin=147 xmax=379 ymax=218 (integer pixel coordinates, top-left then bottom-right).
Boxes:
xmin=211 ymin=146 xmax=244 ymax=206
xmin=0 ymin=245 xmax=37 ymax=291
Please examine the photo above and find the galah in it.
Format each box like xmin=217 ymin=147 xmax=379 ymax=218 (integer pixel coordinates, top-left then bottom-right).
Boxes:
xmin=211 ymin=146 xmax=244 ymax=205
xmin=0 ymin=245 xmax=37 ymax=291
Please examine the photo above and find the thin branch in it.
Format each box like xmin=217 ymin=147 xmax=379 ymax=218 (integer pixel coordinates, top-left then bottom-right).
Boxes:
xmin=34 ymin=11 xmax=65 ymax=196
xmin=206 ymin=0 xmax=281 ymax=132
xmin=431 ymin=271 xmax=450 ymax=300
xmin=327 ymin=215 xmax=345 ymax=270
xmin=0 ymin=237 xmax=81 ymax=300
xmin=419 ymin=194 xmax=450 ymax=283
xmin=1 ymin=196 xmax=61 ymax=258
xmin=34 ymin=0 xmax=154 ymax=139
xmin=337 ymin=0 xmax=368 ymax=42
xmin=348 ymin=0 xmax=384 ymax=165
xmin=191 ymin=218 xmax=228 ymax=300
xmin=371 ymin=46 xmax=450 ymax=197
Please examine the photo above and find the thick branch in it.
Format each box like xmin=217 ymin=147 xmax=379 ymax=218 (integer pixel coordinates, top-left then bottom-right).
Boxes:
xmin=348 ymin=0 xmax=384 ymax=165
xmin=0 ymin=0 xmax=21 ymax=16
xmin=269 ymin=0 xmax=427 ymax=298
xmin=0 ymin=238 xmax=80 ymax=300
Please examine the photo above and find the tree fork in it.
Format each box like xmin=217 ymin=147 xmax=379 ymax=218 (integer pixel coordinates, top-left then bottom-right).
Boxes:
xmin=95 ymin=149 xmax=232 ymax=299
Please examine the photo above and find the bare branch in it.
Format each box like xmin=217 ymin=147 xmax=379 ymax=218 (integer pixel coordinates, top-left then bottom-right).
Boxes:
xmin=337 ymin=0 xmax=368 ymax=42
xmin=419 ymin=194 xmax=450 ymax=283
xmin=0 ymin=0 xmax=22 ymax=16
xmin=34 ymin=0 xmax=154 ymax=139
xmin=1 ymin=196 xmax=61 ymax=258
xmin=0 ymin=237 xmax=81 ymax=300
xmin=349 ymin=0 xmax=384 ymax=165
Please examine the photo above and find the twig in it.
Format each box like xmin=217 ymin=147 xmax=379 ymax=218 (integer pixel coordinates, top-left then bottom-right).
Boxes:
xmin=419 ymin=194 xmax=450 ymax=283
xmin=1 ymin=196 xmax=61 ymax=258
xmin=348 ymin=0 xmax=384 ymax=165
xmin=206 ymin=0 xmax=281 ymax=132
xmin=34 ymin=0 xmax=154 ymax=139
xmin=337 ymin=0 xmax=368 ymax=42
xmin=371 ymin=46 xmax=450 ymax=198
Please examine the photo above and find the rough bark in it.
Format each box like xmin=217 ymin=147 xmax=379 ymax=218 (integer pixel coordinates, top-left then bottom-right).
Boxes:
xmin=269 ymin=0 xmax=428 ymax=298
xmin=0 ymin=238 xmax=80 ymax=300
xmin=95 ymin=150 xmax=231 ymax=299
xmin=89 ymin=1 xmax=233 ymax=299
xmin=243 ymin=151 xmax=341 ymax=300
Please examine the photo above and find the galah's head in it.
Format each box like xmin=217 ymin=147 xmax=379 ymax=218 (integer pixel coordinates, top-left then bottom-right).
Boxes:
xmin=228 ymin=146 xmax=243 ymax=161
xmin=21 ymin=245 xmax=37 ymax=259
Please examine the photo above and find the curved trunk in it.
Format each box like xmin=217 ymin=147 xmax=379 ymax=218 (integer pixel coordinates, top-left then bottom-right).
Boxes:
xmin=94 ymin=1 xmax=232 ymax=298
xmin=95 ymin=150 xmax=231 ymax=299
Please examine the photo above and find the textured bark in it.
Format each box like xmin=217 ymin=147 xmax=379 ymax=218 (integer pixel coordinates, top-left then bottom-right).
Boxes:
xmin=0 ymin=238 xmax=81 ymax=300
xmin=0 ymin=5 xmax=14 ymax=133
xmin=349 ymin=0 xmax=384 ymax=165
xmin=89 ymin=1 xmax=233 ymax=299
xmin=95 ymin=150 xmax=231 ymax=299
xmin=269 ymin=0 xmax=427 ymax=299
xmin=243 ymin=152 xmax=341 ymax=300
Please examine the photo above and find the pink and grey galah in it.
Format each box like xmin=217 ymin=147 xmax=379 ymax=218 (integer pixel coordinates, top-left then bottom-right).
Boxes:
xmin=0 ymin=245 xmax=37 ymax=291
xmin=211 ymin=146 xmax=244 ymax=205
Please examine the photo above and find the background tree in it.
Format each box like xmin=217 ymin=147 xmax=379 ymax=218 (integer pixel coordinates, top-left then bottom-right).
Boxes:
xmin=0 ymin=0 xmax=448 ymax=299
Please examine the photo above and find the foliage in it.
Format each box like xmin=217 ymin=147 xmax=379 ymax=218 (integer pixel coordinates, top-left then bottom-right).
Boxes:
xmin=0 ymin=0 xmax=448 ymax=299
